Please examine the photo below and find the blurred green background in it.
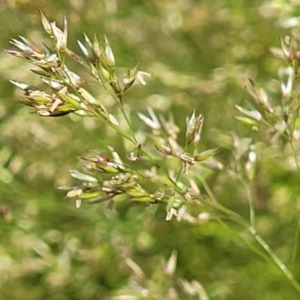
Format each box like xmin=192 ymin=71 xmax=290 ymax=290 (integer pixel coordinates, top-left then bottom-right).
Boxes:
xmin=1 ymin=0 xmax=300 ymax=299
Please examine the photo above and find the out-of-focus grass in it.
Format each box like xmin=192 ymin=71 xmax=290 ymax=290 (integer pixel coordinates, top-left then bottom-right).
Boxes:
xmin=1 ymin=1 xmax=300 ymax=299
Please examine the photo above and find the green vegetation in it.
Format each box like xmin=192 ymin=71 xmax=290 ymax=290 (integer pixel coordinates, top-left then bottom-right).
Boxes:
xmin=1 ymin=1 xmax=300 ymax=299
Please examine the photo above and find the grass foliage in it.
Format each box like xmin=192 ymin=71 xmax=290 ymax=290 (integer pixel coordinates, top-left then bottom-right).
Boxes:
xmin=1 ymin=1 xmax=300 ymax=299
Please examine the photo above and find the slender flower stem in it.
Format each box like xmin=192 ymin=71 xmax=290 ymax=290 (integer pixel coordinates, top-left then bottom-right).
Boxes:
xmin=240 ymin=178 xmax=256 ymax=229
xmin=200 ymin=175 xmax=300 ymax=294
xmin=118 ymin=95 xmax=138 ymax=144
xmin=254 ymin=234 xmax=300 ymax=294
xmin=285 ymin=100 xmax=300 ymax=264
xmin=199 ymin=176 xmax=248 ymax=227
xmin=175 ymin=166 xmax=183 ymax=184
xmin=92 ymin=110 xmax=136 ymax=144
xmin=215 ymin=218 xmax=270 ymax=261
xmin=292 ymin=209 xmax=300 ymax=263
